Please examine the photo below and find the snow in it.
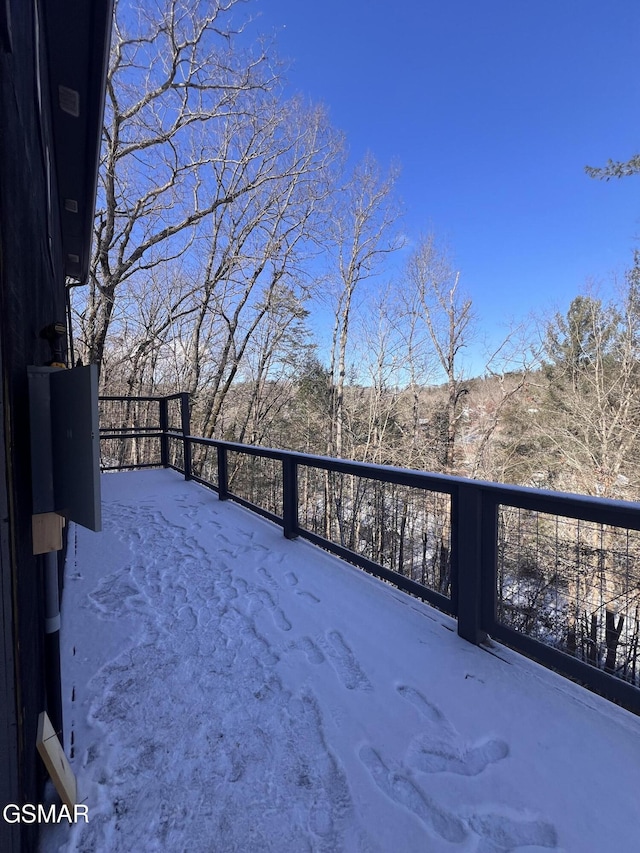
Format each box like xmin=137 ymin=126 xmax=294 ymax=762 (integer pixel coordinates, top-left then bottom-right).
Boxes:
xmin=39 ymin=469 xmax=640 ymax=853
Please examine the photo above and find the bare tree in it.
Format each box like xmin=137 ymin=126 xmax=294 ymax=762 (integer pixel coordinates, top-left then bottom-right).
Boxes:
xmin=403 ymin=234 xmax=474 ymax=474
xmin=228 ymin=284 xmax=314 ymax=447
xmin=354 ymin=291 xmax=405 ymax=464
xmin=176 ymin=96 xmax=341 ymax=437
xmin=75 ymin=0 xmax=282 ymax=374
xmin=467 ymin=325 xmax=539 ymax=479
xmin=328 ymin=154 xmax=402 ymax=459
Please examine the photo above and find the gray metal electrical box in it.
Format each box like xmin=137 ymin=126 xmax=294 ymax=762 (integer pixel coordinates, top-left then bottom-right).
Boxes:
xmin=28 ymin=365 xmax=102 ymax=531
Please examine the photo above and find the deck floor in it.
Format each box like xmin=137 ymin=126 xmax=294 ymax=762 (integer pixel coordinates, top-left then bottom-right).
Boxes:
xmin=39 ymin=469 xmax=640 ymax=852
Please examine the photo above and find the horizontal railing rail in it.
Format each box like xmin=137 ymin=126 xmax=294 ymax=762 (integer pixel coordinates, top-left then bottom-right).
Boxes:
xmin=98 ymin=394 xmax=640 ymax=714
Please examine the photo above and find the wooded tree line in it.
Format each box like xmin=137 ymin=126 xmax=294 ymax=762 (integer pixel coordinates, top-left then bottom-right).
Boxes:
xmin=85 ymin=1 xmax=640 ymax=685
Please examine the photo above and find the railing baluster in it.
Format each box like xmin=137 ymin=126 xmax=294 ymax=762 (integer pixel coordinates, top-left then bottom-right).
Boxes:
xmin=217 ymin=445 xmax=229 ymax=500
xmin=481 ymin=495 xmax=499 ymax=638
xmin=282 ymin=456 xmax=299 ymax=540
xmin=159 ymin=397 xmax=169 ymax=468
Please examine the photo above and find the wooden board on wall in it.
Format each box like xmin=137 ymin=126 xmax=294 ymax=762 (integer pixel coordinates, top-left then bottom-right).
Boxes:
xmin=32 ymin=512 xmax=63 ymax=554
xmin=36 ymin=710 xmax=77 ymax=808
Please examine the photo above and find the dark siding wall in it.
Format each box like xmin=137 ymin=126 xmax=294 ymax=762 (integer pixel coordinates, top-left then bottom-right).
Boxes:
xmin=0 ymin=3 xmax=66 ymax=850
xmin=0 ymin=334 xmax=20 ymax=853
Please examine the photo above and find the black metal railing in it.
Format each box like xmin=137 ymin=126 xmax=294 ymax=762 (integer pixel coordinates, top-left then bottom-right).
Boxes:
xmin=99 ymin=393 xmax=640 ymax=714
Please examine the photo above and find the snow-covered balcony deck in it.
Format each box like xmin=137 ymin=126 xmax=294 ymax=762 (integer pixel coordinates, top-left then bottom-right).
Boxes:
xmin=42 ymin=469 xmax=640 ymax=852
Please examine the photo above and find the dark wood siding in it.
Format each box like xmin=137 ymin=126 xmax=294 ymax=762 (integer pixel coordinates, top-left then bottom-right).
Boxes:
xmin=0 ymin=3 xmax=66 ymax=850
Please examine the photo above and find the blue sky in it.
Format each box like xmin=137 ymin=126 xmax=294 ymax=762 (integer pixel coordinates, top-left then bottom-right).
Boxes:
xmin=249 ymin=0 xmax=640 ymax=371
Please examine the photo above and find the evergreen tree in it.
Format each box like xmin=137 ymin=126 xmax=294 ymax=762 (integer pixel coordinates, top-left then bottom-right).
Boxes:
xmin=585 ymin=154 xmax=640 ymax=180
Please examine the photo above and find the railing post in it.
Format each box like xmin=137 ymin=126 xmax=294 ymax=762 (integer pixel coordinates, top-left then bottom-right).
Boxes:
xmin=454 ymin=483 xmax=490 ymax=645
xmin=217 ymin=445 xmax=229 ymax=500
xmin=180 ymin=393 xmax=192 ymax=481
xmin=159 ymin=397 xmax=169 ymax=468
xmin=282 ymin=456 xmax=299 ymax=540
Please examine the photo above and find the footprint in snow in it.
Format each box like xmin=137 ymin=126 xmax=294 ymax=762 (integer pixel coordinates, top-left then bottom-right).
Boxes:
xmin=292 ymin=636 xmax=325 ymax=665
xmin=467 ymin=809 xmax=558 ymax=851
xmin=284 ymin=570 xmax=320 ymax=603
xmin=407 ymin=735 xmax=509 ymax=777
xmin=358 ymin=745 xmax=467 ymax=843
xmin=321 ymin=630 xmax=372 ymax=692
xmin=392 ymin=684 xmax=557 ymax=849
xmin=397 ymin=683 xmax=509 ymax=776
xmin=247 ymin=587 xmax=292 ymax=632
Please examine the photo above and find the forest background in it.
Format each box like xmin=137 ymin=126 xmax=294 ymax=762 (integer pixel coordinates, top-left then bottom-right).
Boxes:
xmin=76 ymin=0 xmax=640 ymax=501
